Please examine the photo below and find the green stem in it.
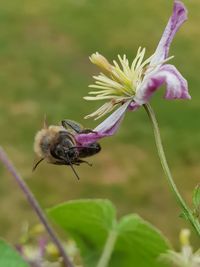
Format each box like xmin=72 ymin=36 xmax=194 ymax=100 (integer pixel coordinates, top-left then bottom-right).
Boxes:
xmin=143 ymin=103 xmax=200 ymax=236
xmin=96 ymin=229 xmax=118 ymax=267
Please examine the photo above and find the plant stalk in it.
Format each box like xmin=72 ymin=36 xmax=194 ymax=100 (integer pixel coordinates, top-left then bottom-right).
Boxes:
xmin=96 ymin=229 xmax=118 ymax=267
xmin=143 ymin=103 xmax=200 ymax=236
xmin=0 ymin=147 xmax=74 ymax=267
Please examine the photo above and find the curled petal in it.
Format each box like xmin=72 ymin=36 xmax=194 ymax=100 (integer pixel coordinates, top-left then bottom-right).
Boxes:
xmin=133 ymin=64 xmax=191 ymax=105
xmin=150 ymin=1 xmax=187 ymax=66
xmin=75 ymin=101 xmax=130 ymax=145
xmin=161 ymin=64 xmax=191 ymax=100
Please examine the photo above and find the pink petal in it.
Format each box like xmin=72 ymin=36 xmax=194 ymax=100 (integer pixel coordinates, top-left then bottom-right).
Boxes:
xmin=161 ymin=64 xmax=191 ymax=100
xmin=128 ymin=102 xmax=140 ymax=111
xmin=133 ymin=64 xmax=191 ymax=105
xmin=150 ymin=1 xmax=187 ymax=66
xmin=75 ymin=101 xmax=130 ymax=145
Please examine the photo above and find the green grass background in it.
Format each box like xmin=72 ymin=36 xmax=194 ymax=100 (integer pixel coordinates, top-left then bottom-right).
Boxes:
xmin=0 ymin=0 xmax=199 ymax=247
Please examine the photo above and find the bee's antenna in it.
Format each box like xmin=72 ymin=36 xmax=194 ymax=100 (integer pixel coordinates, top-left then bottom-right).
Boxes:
xmin=32 ymin=158 xmax=44 ymax=171
xmin=66 ymin=154 xmax=80 ymax=180
xmin=43 ymin=114 xmax=48 ymax=129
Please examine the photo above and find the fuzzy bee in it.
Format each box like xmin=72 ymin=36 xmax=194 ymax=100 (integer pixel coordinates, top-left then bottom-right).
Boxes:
xmin=33 ymin=119 xmax=101 ymax=179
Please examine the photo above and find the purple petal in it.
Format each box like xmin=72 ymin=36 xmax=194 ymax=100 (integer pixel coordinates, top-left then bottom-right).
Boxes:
xmin=75 ymin=101 xmax=130 ymax=145
xmin=161 ymin=64 xmax=191 ymax=99
xmin=38 ymin=238 xmax=47 ymax=258
xmin=128 ymin=102 xmax=140 ymax=111
xmin=15 ymin=244 xmax=24 ymax=255
xmin=133 ymin=64 xmax=191 ymax=105
xmin=150 ymin=1 xmax=187 ymax=66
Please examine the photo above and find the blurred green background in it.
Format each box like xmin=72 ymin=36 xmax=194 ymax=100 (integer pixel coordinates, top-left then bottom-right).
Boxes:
xmin=0 ymin=0 xmax=199 ymax=247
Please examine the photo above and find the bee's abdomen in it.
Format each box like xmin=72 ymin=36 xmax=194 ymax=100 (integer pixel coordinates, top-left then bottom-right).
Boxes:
xmin=79 ymin=142 xmax=101 ymax=158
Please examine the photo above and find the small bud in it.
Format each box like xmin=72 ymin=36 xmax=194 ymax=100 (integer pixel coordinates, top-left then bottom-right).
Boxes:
xmin=179 ymin=229 xmax=190 ymax=246
xmin=30 ymin=224 xmax=45 ymax=236
xmin=45 ymin=242 xmax=60 ymax=261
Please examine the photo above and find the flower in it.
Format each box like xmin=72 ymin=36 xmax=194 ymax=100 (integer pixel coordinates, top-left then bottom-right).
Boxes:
xmin=160 ymin=229 xmax=200 ymax=267
xmin=85 ymin=0 xmax=190 ymax=119
xmin=76 ymin=1 xmax=190 ymax=146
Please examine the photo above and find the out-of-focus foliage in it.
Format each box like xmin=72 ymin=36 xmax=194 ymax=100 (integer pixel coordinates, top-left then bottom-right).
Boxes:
xmin=15 ymin=223 xmax=82 ymax=267
xmin=161 ymin=229 xmax=200 ymax=267
xmin=49 ymin=199 xmax=170 ymax=267
xmin=0 ymin=239 xmax=29 ymax=267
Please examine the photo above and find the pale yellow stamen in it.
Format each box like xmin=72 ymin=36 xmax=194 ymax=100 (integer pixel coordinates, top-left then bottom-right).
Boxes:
xmin=90 ymin=52 xmax=112 ymax=73
xmin=85 ymin=48 xmax=173 ymax=119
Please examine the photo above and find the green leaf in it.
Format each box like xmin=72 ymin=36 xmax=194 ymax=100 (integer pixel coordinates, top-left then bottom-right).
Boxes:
xmin=179 ymin=211 xmax=189 ymax=221
xmin=193 ymin=185 xmax=200 ymax=211
xmin=0 ymin=239 xmax=29 ymax=267
xmin=48 ymin=199 xmax=170 ymax=267
xmin=112 ymin=214 xmax=170 ymax=267
xmin=48 ymin=199 xmax=116 ymax=267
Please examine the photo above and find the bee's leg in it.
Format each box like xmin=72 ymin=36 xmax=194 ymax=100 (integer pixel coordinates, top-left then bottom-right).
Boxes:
xmin=76 ymin=159 xmax=93 ymax=166
xmin=53 ymin=161 xmax=65 ymax=165
xmin=80 ymin=129 xmax=97 ymax=134
xmin=61 ymin=120 xmax=82 ymax=133
xmin=68 ymin=163 xmax=80 ymax=180
xmin=64 ymin=154 xmax=80 ymax=180
xmin=72 ymin=162 xmax=80 ymax=166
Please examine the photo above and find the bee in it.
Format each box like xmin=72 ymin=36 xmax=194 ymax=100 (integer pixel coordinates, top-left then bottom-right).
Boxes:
xmin=33 ymin=119 xmax=101 ymax=179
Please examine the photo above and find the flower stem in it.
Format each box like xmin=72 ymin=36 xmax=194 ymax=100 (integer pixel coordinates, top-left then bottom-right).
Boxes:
xmin=0 ymin=147 xmax=74 ymax=267
xmin=96 ymin=229 xmax=118 ymax=267
xmin=143 ymin=103 xmax=200 ymax=236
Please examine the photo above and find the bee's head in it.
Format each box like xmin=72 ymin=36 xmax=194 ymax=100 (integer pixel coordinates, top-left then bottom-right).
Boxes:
xmin=49 ymin=130 xmax=78 ymax=164
xmin=34 ymin=126 xmax=65 ymax=157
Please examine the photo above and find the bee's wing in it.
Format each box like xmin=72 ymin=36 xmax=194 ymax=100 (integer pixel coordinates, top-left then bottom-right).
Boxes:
xmin=61 ymin=120 xmax=83 ymax=133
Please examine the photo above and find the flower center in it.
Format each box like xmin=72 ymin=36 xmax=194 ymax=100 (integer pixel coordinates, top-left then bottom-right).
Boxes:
xmin=84 ymin=48 xmax=173 ymax=119
xmin=85 ymin=47 xmax=153 ymax=102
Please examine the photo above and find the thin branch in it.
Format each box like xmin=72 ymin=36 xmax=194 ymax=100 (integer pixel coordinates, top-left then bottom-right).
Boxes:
xmin=0 ymin=147 xmax=74 ymax=267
